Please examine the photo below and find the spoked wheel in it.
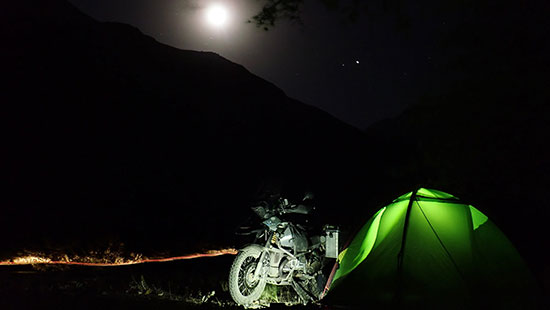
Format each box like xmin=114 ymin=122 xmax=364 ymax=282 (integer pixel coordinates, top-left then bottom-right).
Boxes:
xmin=229 ymin=245 xmax=267 ymax=307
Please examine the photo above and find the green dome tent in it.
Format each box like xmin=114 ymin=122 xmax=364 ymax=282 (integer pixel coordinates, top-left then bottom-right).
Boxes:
xmin=323 ymin=188 xmax=538 ymax=309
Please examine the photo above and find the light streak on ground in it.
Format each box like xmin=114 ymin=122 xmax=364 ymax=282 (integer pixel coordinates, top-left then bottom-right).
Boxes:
xmin=0 ymin=248 xmax=237 ymax=267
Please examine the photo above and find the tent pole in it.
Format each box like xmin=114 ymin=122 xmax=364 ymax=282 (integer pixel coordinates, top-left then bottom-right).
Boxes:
xmin=394 ymin=188 xmax=418 ymax=307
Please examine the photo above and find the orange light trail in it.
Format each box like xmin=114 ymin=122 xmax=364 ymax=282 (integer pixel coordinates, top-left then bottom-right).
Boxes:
xmin=0 ymin=248 xmax=237 ymax=267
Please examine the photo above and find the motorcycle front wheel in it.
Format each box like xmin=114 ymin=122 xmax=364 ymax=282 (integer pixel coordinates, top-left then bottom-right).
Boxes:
xmin=229 ymin=245 xmax=267 ymax=307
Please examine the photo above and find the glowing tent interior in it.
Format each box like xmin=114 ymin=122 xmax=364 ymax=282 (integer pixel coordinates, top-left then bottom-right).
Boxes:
xmin=323 ymin=188 xmax=538 ymax=309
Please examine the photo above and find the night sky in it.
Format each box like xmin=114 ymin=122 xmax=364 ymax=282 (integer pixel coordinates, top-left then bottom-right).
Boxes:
xmin=67 ymin=0 xmax=454 ymax=129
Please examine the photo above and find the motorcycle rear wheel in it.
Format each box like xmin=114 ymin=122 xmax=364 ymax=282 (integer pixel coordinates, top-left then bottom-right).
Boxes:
xmin=229 ymin=245 xmax=267 ymax=307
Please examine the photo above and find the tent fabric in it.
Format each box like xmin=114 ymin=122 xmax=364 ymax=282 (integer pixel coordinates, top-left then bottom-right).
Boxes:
xmin=324 ymin=188 xmax=538 ymax=309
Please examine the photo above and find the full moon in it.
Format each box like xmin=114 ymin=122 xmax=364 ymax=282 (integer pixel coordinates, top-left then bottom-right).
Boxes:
xmin=206 ymin=4 xmax=229 ymax=28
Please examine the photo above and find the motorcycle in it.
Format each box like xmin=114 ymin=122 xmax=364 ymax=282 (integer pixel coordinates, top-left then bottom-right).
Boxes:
xmin=228 ymin=194 xmax=339 ymax=307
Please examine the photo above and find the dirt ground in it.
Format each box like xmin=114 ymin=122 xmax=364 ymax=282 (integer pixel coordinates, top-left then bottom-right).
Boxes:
xmin=0 ymin=255 xmax=328 ymax=310
xmin=1 ymin=256 xmax=227 ymax=309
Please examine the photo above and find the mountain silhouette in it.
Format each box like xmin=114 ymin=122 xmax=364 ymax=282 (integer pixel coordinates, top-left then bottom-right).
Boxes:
xmin=2 ymin=1 xmax=376 ymax=256
xmin=363 ymin=1 xmax=549 ymax=289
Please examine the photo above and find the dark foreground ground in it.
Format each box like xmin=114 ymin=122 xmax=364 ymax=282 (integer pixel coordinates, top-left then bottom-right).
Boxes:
xmin=0 ymin=255 xmax=328 ymax=310
xmin=2 ymin=257 xmax=548 ymax=310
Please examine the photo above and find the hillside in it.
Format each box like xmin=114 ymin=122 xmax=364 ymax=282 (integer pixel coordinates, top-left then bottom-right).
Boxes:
xmin=1 ymin=1 xmax=375 ymax=256
xmin=363 ymin=1 xmax=549 ymax=289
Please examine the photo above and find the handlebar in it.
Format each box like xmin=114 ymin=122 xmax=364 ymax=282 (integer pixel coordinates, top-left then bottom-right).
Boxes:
xmin=280 ymin=204 xmax=312 ymax=215
xmin=252 ymin=200 xmax=313 ymax=219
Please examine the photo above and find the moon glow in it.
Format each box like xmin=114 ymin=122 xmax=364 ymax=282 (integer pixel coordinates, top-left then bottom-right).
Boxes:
xmin=206 ymin=4 xmax=229 ymax=28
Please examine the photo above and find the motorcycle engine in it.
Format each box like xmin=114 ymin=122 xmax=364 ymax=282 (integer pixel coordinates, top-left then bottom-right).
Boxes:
xmin=279 ymin=225 xmax=308 ymax=253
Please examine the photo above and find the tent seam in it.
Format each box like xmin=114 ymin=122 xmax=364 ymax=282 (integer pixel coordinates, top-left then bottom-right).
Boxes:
xmin=416 ymin=204 xmax=467 ymax=284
